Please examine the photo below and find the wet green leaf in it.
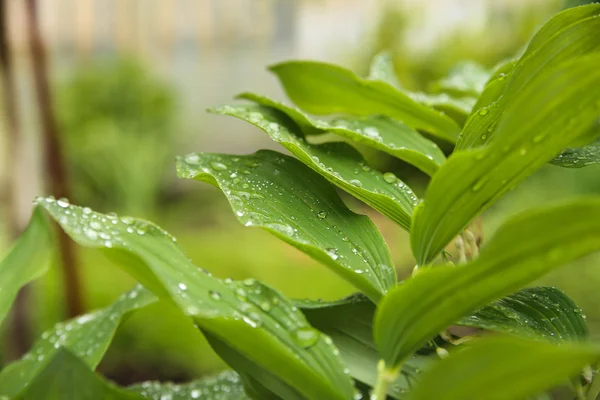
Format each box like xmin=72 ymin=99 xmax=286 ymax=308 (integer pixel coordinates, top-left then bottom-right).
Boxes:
xmin=411 ymin=54 xmax=600 ymax=265
xmin=377 ymin=199 xmax=600 ymax=368
xmin=0 ymin=208 xmax=52 ymax=325
xmin=212 ymin=103 xmax=419 ymax=226
xmin=408 ymin=92 xmax=476 ymax=126
xmin=429 ymin=61 xmax=490 ymax=97
xmin=236 ymin=93 xmax=444 ymax=175
xmin=17 ymin=348 xmax=143 ymax=400
xmin=35 ymin=199 xmax=355 ymax=400
xmin=458 ymin=287 xmax=588 ymax=342
xmin=367 ymin=52 xmax=402 ymax=89
xmin=552 ymin=137 xmax=600 ymax=168
xmin=405 ymin=337 xmax=600 ymax=400
xmin=177 ymin=150 xmax=395 ymax=302
xmin=457 ymin=5 xmax=600 ymax=150
xmin=127 ymin=371 xmax=248 ymax=400
xmin=0 ymin=285 xmax=156 ymax=398
xmin=269 ymin=61 xmax=460 ymax=143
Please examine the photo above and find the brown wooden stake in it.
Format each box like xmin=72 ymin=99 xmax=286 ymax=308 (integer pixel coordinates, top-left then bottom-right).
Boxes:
xmin=0 ymin=0 xmax=33 ymax=359
xmin=24 ymin=0 xmax=83 ymax=318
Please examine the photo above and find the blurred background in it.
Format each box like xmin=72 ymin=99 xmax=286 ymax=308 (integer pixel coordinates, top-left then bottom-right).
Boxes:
xmin=0 ymin=0 xmax=597 ymax=386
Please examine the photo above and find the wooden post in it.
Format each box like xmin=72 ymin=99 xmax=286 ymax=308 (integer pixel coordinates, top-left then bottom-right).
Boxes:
xmin=24 ymin=0 xmax=84 ymax=319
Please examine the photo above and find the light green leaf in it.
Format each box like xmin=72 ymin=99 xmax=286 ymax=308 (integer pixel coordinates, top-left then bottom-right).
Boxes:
xmin=269 ymin=61 xmax=461 ymax=143
xmin=300 ymin=295 xmax=431 ymax=399
xmin=0 ymin=285 xmax=156 ymax=398
xmin=405 ymin=337 xmax=600 ymax=400
xmin=212 ymin=104 xmax=418 ymax=228
xmin=457 ymin=5 xmax=600 ymax=150
xmin=17 ymin=348 xmax=143 ymax=400
xmin=235 ymin=93 xmax=444 ymax=175
xmin=36 ymin=199 xmax=355 ymax=400
xmin=411 ymin=55 xmax=600 ymax=265
xmin=429 ymin=61 xmax=490 ymax=97
xmin=0 ymin=207 xmax=52 ymax=325
xmin=127 ymin=371 xmax=248 ymax=400
xmin=367 ymin=52 xmax=402 ymax=89
xmin=377 ymin=199 xmax=600 ymax=368
xmin=408 ymin=92 xmax=476 ymax=126
xmin=458 ymin=287 xmax=588 ymax=342
xmin=177 ymin=150 xmax=395 ymax=302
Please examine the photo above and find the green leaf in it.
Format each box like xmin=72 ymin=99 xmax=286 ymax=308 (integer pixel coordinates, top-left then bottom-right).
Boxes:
xmin=0 ymin=207 xmax=52 ymax=325
xmin=405 ymin=337 xmax=600 ymax=400
xmin=367 ymin=52 xmax=402 ymax=89
xmin=408 ymin=92 xmax=476 ymax=126
xmin=299 ymin=295 xmax=431 ymax=399
xmin=177 ymin=150 xmax=395 ymax=302
xmin=457 ymin=5 xmax=600 ymax=150
xmin=411 ymin=54 xmax=600 ymax=265
xmin=458 ymin=287 xmax=588 ymax=342
xmin=17 ymin=348 xmax=143 ymax=400
xmin=0 ymin=285 xmax=156 ymax=398
xmin=36 ymin=199 xmax=354 ymax=400
xmin=211 ymin=103 xmax=418 ymax=228
xmin=377 ymin=198 xmax=600 ymax=368
xmin=552 ymin=137 xmax=600 ymax=168
xmin=127 ymin=371 xmax=248 ymax=400
xmin=269 ymin=61 xmax=461 ymax=143
xmin=429 ymin=61 xmax=490 ymax=97
xmin=235 ymin=93 xmax=445 ymax=176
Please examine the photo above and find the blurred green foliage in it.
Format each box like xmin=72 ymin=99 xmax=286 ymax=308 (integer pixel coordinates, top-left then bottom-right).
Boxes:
xmin=57 ymin=60 xmax=176 ymax=217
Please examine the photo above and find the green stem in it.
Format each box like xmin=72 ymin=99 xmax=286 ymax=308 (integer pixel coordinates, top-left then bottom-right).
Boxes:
xmin=371 ymin=360 xmax=400 ymax=400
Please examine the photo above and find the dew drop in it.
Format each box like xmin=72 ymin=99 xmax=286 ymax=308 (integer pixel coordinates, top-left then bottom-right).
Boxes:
xmin=316 ymin=210 xmax=327 ymax=219
xmin=84 ymin=229 xmax=98 ymax=241
xmin=349 ymin=179 xmax=362 ymax=187
xmin=478 ymin=107 xmax=489 ymax=116
xmin=292 ymin=327 xmax=320 ymax=348
xmin=83 ymin=207 xmax=92 ymax=215
xmin=210 ymin=161 xmax=228 ymax=171
xmin=178 ymin=283 xmax=188 ymax=291
xmin=325 ymin=248 xmax=339 ymax=260
xmin=383 ymin=172 xmax=397 ymax=183
xmin=209 ymin=290 xmax=221 ymax=300
xmin=57 ymin=198 xmax=70 ymax=208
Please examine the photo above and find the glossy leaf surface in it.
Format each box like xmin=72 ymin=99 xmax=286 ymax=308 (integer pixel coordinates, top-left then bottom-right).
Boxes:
xmin=378 ymin=199 xmax=600 ymax=367
xmin=367 ymin=52 xmax=402 ymax=89
xmin=412 ymin=55 xmax=600 ymax=265
xmin=429 ymin=61 xmax=490 ymax=97
xmin=177 ymin=150 xmax=395 ymax=302
xmin=405 ymin=337 xmax=600 ymax=400
xmin=552 ymin=137 xmax=600 ymax=168
xmin=0 ymin=208 xmax=52 ymax=325
xmin=35 ymin=199 xmax=355 ymax=400
xmin=269 ymin=61 xmax=461 ymax=142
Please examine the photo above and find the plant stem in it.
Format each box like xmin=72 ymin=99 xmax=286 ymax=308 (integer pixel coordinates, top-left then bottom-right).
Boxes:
xmin=24 ymin=0 xmax=83 ymax=317
xmin=371 ymin=360 xmax=400 ymax=400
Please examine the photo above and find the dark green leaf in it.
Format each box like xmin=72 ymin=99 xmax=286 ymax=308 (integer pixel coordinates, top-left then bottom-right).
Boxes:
xmin=411 ymin=55 xmax=600 ymax=265
xmin=405 ymin=337 xmax=600 ymax=400
xmin=269 ymin=61 xmax=461 ymax=143
xmin=367 ymin=52 xmax=402 ymax=89
xmin=0 ymin=285 xmax=156 ymax=398
xmin=457 ymin=5 xmax=600 ymax=150
xmin=127 ymin=371 xmax=248 ymax=400
xmin=429 ymin=61 xmax=490 ymax=97
xmin=36 ymin=199 xmax=355 ymax=400
xmin=552 ymin=137 xmax=600 ymax=168
xmin=18 ymin=348 xmax=143 ymax=400
xmin=0 ymin=207 xmax=52 ymax=325
xmin=377 ymin=199 xmax=600 ymax=368
xmin=212 ymin=103 xmax=419 ymax=228
xmin=235 ymin=93 xmax=445 ymax=175
xmin=177 ymin=150 xmax=395 ymax=302
xmin=458 ymin=287 xmax=588 ymax=342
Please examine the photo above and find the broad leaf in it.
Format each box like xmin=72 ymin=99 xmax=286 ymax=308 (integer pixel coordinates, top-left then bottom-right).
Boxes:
xmin=458 ymin=287 xmax=588 ymax=342
xmin=408 ymin=92 xmax=476 ymax=126
xmin=552 ymin=137 xmax=600 ymax=168
xmin=0 ymin=207 xmax=52 ymax=324
xmin=457 ymin=5 xmax=600 ymax=150
xmin=177 ymin=150 xmax=395 ymax=302
xmin=405 ymin=337 xmax=600 ymax=400
xmin=299 ymin=295 xmax=431 ymax=399
xmin=18 ymin=348 xmax=143 ymax=400
xmin=212 ymin=103 xmax=419 ymax=228
xmin=0 ymin=285 xmax=156 ymax=398
xmin=367 ymin=52 xmax=402 ymax=89
xmin=377 ymin=199 xmax=600 ymax=368
xmin=429 ymin=61 xmax=490 ymax=97
xmin=269 ymin=61 xmax=461 ymax=142
xmin=128 ymin=371 xmax=248 ymax=400
xmin=35 ymin=199 xmax=355 ymax=400
xmin=236 ymin=93 xmax=445 ymax=175
xmin=411 ymin=54 xmax=600 ymax=265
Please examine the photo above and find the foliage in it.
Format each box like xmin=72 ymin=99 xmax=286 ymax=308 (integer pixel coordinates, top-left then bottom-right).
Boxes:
xmin=2 ymin=5 xmax=600 ymax=399
xmin=57 ymin=60 xmax=176 ymax=216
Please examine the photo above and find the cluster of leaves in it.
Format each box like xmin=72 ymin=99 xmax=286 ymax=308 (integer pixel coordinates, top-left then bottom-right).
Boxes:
xmin=2 ymin=5 xmax=600 ymax=399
